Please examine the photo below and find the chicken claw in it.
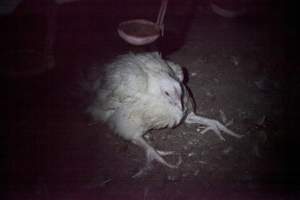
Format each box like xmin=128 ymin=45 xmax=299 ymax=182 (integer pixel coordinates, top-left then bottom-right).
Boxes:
xmin=132 ymin=136 xmax=182 ymax=178
xmin=185 ymin=112 xmax=243 ymax=141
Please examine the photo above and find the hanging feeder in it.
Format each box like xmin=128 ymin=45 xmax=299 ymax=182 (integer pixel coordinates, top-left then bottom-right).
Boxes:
xmin=118 ymin=0 xmax=168 ymax=46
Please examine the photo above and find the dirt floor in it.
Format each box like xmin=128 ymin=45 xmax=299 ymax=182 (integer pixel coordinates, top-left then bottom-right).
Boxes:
xmin=2 ymin=0 xmax=299 ymax=199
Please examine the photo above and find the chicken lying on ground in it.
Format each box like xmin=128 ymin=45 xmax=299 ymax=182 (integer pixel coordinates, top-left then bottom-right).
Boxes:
xmin=87 ymin=52 xmax=242 ymax=176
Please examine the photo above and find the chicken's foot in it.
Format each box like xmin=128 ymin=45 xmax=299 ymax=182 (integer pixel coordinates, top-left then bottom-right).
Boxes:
xmin=185 ymin=112 xmax=243 ymax=141
xmin=132 ymin=136 xmax=182 ymax=178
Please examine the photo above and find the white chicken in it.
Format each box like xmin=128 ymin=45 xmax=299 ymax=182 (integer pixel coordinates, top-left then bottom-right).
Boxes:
xmin=87 ymin=52 xmax=242 ymax=176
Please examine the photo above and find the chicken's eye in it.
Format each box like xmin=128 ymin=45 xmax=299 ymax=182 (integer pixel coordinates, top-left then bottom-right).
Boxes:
xmin=164 ymin=91 xmax=170 ymax=96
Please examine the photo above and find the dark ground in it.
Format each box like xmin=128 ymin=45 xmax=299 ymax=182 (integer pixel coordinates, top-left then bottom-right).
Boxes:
xmin=2 ymin=0 xmax=300 ymax=199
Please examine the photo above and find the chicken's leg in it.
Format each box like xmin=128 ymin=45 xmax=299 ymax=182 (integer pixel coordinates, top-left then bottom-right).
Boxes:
xmin=185 ymin=112 xmax=243 ymax=141
xmin=132 ymin=136 xmax=181 ymax=178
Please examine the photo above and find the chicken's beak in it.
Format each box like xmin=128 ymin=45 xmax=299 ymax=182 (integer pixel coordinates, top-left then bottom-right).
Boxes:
xmin=174 ymin=90 xmax=183 ymax=111
xmin=178 ymin=101 xmax=183 ymax=111
xmin=174 ymin=98 xmax=183 ymax=111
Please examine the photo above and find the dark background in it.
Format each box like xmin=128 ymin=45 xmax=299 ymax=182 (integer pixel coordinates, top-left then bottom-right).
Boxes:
xmin=1 ymin=0 xmax=299 ymax=199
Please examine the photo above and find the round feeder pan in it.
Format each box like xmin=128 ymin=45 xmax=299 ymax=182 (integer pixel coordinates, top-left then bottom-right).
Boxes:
xmin=118 ymin=19 xmax=161 ymax=46
xmin=210 ymin=0 xmax=246 ymax=18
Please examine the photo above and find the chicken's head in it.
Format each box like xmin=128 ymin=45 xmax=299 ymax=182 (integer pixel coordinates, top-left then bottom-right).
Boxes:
xmin=159 ymin=76 xmax=183 ymax=111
